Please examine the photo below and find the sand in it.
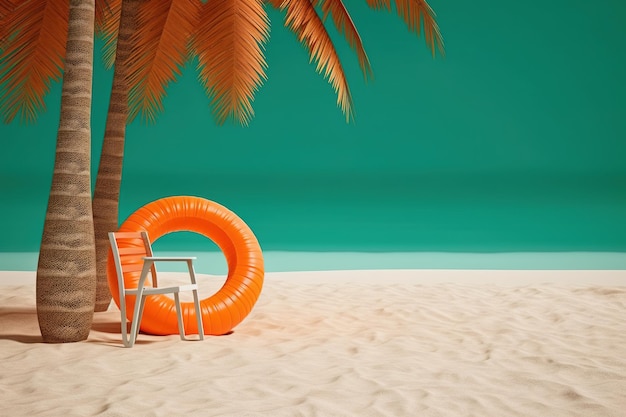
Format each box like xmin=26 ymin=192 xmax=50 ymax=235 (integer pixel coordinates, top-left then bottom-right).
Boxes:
xmin=1 ymin=270 xmax=625 ymax=417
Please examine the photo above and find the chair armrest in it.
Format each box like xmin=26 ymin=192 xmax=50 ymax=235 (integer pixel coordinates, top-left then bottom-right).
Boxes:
xmin=140 ymin=257 xmax=199 ymax=287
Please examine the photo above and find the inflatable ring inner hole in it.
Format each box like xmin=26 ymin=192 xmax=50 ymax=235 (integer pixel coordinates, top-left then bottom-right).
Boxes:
xmin=150 ymin=231 xmax=230 ymax=300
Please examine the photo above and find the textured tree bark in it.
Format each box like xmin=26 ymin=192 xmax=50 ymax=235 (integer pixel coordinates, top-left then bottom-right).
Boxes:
xmin=36 ymin=0 xmax=97 ymax=343
xmin=92 ymin=0 xmax=139 ymax=312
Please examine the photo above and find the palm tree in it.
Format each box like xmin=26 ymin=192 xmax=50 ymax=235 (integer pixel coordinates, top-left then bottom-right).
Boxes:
xmin=35 ymin=0 xmax=97 ymax=342
xmin=37 ymin=0 xmax=96 ymax=342
xmin=0 ymin=2 xmax=124 ymax=332
xmin=0 ymin=0 xmax=123 ymax=340
xmin=91 ymin=0 xmax=133 ymax=311
xmin=90 ymin=0 xmax=443 ymax=311
xmin=90 ymin=0 xmax=271 ymax=310
xmin=1 ymin=0 xmax=444 ymax=337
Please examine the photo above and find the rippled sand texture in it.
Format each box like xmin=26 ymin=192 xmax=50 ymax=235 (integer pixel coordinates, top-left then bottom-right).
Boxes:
xmin=2 ymin=272 xmax=625 ymax=417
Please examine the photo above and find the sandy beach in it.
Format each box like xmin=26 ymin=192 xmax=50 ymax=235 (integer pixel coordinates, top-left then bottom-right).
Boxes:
xmin=2 ymin=270 xmax=625 ymax=416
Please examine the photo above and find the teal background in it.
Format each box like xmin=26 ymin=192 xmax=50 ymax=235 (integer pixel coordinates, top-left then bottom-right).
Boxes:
xmin=1 ymin=1 xmax=626 ymax=270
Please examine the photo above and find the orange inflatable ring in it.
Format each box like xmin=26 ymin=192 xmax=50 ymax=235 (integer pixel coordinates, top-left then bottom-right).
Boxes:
xmin=107 ymin=196 xmax=264 ymax=336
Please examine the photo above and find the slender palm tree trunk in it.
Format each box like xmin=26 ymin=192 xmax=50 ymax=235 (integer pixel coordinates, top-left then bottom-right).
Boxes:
xmin=36 ymin=0 xmax=97 ymax=343
xmin=92 ymin=0 xmax=139 ymax=312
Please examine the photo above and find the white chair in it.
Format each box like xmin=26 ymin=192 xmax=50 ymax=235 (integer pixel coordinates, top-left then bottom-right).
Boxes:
xmin=108 ymin=231 xmax=204 ymax=347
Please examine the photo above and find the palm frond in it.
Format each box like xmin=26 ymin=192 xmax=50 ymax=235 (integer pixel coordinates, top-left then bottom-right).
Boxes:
xmin=127 ymin=0 xmax=199 ymax=124
xmin=0 ymin=0 xmax=69 ymax=124
xmin=95 ymin=0 xmax=122 ymax=69
xmin=318 ymin=0 xmax=373 ymax=80
xmin=365 ymin=0 xmax=389 ymax=7
xmin=280 ymin=0 xmax=353 ymax=121
xmin=0 ymin=1 xmax=14 ymax=16
xmin=0 ymin=0 xmax=18 ymax=47
xmin=266 ymin=0 xmax=284 ymax=9
xmin=366 ymin=0 xmax=444 ymax=57
xmin=192 ymin=0 xmax=269 ymax=125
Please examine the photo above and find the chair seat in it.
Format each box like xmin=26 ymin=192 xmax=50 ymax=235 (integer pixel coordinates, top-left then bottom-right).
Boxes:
xmin=126 ymin=284 xmax=199 ymax=296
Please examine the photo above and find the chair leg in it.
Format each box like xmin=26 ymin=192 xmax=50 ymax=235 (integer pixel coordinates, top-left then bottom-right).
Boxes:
xmin=173 ymin=292 xmax=186 ymax=340
xmin=128 ymin=295 xmax=147 ymax=348
xmin=192 ymin=289 xmax=204 ymax=340
xmin=119 ymin=298 xmax=132 ymax=348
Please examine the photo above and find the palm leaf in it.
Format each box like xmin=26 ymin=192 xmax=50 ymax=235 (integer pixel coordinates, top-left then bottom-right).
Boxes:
xmin=318 ymin=0 xmax=373 ymax=80
xmin=279 ymin=0 xmax=354 ymax=121
xmin=95 ymin=0 xmax=122 ymax=69
xmin=127 ymin=0 xmax=200 ymax=124
xmin=366 ymin=0 xmax=445 ymax=57
xmin=0 ymin=1 xmax=13 ymax=16
xmin=0 ymin=0 xmax=18 ymax=47
xmin=192 ymin=0 xmax=269 ymax=125
xmin=0 ymin=0 xmax=69 ymax=124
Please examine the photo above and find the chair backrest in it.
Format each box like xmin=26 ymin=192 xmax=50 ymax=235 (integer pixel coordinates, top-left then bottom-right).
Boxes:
xmin=109 ymin=231 xmax=157 ymax=297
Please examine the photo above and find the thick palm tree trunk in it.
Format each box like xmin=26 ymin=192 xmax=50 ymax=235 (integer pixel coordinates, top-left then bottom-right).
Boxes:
xmin=36 ymin=0 xmax=97 ymax=343
xmin=92 ymin=0 xmax=139 ymax=312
